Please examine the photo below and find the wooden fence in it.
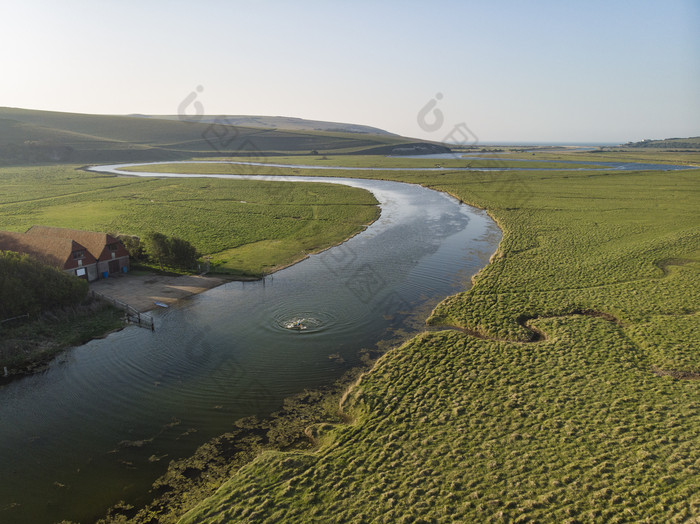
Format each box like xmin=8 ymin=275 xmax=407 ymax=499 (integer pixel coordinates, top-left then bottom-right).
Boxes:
xmin=89 ymin=290 xmax=154 ymax=331
xmin=0 ymin=313 xmax=30 ymax=326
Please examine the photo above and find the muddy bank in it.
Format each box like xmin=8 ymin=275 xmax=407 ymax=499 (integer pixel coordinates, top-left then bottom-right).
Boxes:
xmin=89 ymin=273 xmax=232 ymax=313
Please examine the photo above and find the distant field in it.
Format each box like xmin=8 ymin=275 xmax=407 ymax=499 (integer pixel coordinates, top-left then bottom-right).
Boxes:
xmin=119 ymin=155 xmax=608 ymax=173
xmin=503 ymin=149 xmax=700 ymax=166
xmin=178 ymin=153 xmax=700 ymax=522
xmin=0 ymin=165 xmax=379 ymax=276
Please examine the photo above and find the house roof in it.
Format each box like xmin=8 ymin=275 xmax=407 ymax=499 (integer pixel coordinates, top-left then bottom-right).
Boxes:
xmin=0 ymin=231 xmax=95 ymax=268
xmin=25 ymin=226 xmax=121 ymax=260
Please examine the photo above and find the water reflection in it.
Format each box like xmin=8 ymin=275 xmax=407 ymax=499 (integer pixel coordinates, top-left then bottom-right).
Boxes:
xmin=0 ymin=172 xmax=500 ymax=523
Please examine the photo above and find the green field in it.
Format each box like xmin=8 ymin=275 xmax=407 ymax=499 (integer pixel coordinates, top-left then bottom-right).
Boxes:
xmin=2 ymin=129 xmax=699 ymax=521
xmin=119 ymin=155 xmax=608 ymax=171
xmin=174 ymin=153 xmax=700 ymax=522
xmin=0 ymin=165 xmax=379 ymax=276
xmin=502 ymin=149 xmax=700 ymax=166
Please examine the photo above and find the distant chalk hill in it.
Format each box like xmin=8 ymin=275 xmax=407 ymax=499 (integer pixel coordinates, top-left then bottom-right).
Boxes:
xmin=0 ymin=107 xmax=448 ymax=165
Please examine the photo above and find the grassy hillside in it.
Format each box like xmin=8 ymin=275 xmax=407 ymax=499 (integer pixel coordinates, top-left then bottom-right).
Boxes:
xmin=0 ymin=107 xmax=432 ymax=165
xmin=623 ymin=136 xmax=700 ymax=149
xmin=150 ymin=114 xmax=398 ymax=136
xmin=178 ymin=156 xmax=700 ymax=522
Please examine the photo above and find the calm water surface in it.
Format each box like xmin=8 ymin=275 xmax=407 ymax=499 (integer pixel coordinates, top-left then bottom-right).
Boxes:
xmin=123 ymin=157 xmax=689 ymax=171
xmin=0 ymin=169 xmax=500 ymax=523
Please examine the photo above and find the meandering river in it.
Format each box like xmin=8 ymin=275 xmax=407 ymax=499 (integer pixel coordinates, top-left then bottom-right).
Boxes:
xmin=0 ymin=165 xmax=501 ymax=523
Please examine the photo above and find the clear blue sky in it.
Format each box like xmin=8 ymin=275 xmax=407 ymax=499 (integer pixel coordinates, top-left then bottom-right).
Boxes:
xmin=2 ymin=0 xmax=698 ymax=143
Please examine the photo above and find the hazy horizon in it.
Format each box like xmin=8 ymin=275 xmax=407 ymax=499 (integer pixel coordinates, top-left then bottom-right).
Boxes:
xmin=3 ymin=0 xmax=699 ymax=144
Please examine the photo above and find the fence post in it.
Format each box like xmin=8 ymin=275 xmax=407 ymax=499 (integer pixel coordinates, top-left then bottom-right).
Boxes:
xmin=89 ymin=288 xmax=153 ymax=331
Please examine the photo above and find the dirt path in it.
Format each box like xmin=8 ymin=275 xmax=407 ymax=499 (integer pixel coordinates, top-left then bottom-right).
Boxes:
xmin=89 ymin=274 xmax=230 ymax=312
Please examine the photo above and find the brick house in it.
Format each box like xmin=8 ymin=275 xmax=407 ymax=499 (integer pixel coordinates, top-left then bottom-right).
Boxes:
xmin=0 ymin=226 xmax=130 ymax=281
xmin=25 ymin=226 xmax=130 ymax=279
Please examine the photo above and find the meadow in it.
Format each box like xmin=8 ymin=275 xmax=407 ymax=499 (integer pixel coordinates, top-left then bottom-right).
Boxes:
xmin=120 ymin=155 xmax=607 ymax=172
xmin=0 ymin=165 xmax=379 ymax=277
xmin=502 ymin=149 xmax=700 ymax=166
xmin=176 ymin=153 xmax=700 ymax=522
xmin=1 ymin=147 xmax=698 ymax=521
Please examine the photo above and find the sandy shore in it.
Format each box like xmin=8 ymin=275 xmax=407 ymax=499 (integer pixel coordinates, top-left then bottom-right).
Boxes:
xmin=89 ymin=273 xmax=231 ymax=312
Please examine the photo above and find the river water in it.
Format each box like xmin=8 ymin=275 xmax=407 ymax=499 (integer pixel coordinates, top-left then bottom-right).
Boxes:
xmin=95 ymin=157 xmax=689 ymax=172
xmin=0 ymin=169 xmax=500 ymax=523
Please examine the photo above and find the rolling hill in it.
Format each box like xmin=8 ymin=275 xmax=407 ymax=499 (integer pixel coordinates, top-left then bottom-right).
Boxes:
xmin=0 ymin=107 xmax=446 ymax=165
xmin=142 ymin=114 xmax=398 ymax=136
xmin=622 ymin=136 xmax=700 ymax=149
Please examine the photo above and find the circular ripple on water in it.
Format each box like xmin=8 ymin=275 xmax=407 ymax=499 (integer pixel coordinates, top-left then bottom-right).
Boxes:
xmin=272 ymin=310 xmax=335 ymax=334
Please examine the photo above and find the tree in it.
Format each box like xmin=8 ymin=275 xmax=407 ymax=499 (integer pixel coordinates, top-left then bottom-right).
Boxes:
xmin=168 ymin=236 xmax=199 ymax=270
xmin=143 ymin=232 xmax=199 ymax=271
xmin=144 ymin=232 xmax=170 ymax=271
xmin=118 ymin=234 xmax=146 ymax=261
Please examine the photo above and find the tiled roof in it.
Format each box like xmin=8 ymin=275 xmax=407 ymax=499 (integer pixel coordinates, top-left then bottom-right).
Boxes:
xmin=25 ymin=226 xmax=120 ymax=260
xmin=0 ymin=231 xmax=95 ymax=268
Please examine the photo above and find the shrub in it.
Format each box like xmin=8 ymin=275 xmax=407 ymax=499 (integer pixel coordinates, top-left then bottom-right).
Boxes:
xmin=0 ymin=251 xmax=87 ymax=318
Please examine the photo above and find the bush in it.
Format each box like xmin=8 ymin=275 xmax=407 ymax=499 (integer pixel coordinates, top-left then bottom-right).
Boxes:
xmin=0 ymin=251 xmax=88 ymax=318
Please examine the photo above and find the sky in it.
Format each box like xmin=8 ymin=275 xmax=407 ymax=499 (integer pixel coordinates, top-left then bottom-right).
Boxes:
xmin=1 ymin=0 xmax=699 ymax=144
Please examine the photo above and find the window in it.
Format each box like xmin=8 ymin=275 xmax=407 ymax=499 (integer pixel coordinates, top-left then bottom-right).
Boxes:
xmin=108 ymin=243 xmax=119 ymax=251
xmin=72 ymin=250 xmax=85 ymax=259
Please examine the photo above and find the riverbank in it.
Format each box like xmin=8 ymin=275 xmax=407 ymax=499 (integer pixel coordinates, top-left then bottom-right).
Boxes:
xmin=0 ymin=299 xmax=124 ymax=378
xmin=0 ymin=163 xmax=381 ymax=384
xmin=178 ymin=161 xmax=700 ymax=522
xmin=4 ymin=155 xmax=697 ymax=523
xmin=0 ymin=275 xmax=233 ymax=379
xmin=101 ymin=360 xmax=378 ymax=523
xmin=89 ymin=273 xmax=233 ymax=313
xmin=83 ymin=171 xmax=502 ymax=523
xmin=0 ymin=169 xmax=495 ymax=524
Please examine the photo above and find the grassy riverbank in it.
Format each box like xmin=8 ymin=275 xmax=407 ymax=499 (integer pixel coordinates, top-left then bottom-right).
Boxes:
xmin=0 ymin=164 xmax=378 ymax=377
xmin=178 ymin=153 xmax=699 ymax=522
xmin=0 ymin=165 xmax=379 ymax=276
xmin=0 ymin=301 xmax=124 ymax=375
xmin=2 ymin=152 xmax=698 ymax=521
xmin=118 ymin=155 xmax=607 ymax=171
xmin=0 ymin=251 xmax=125 ymax=376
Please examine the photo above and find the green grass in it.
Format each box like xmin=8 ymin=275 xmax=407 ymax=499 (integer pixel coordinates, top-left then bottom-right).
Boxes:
xmin=0 ymin=107 xmax=431 ymax=164
xmin=120 ymin=155 xmax=608 ymax=172
xmin=0 ymin=165 xmax=379 ymax=276
xmin=178 ymin=153 xmax=700 ymax=523
xmin=502 ymin=149 xmax=700 ymax=166
xmin=2 ymin=146 xmax=698 ymax=521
